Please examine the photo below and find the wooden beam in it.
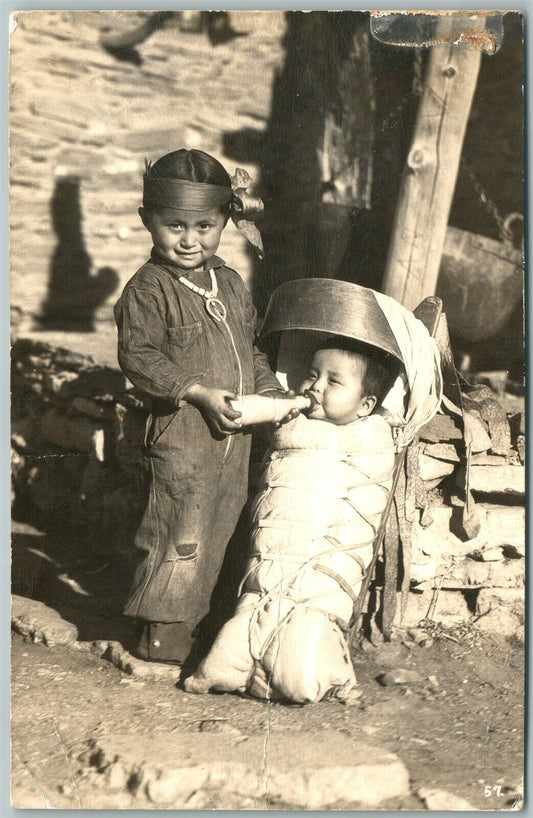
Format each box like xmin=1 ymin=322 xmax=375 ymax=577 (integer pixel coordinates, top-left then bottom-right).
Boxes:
xmin=382 ymin=14 xmax=485 ymax=309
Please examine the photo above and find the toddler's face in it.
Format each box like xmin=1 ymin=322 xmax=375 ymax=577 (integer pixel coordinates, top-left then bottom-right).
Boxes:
xmin=140 ymin=206 xmax=226 ymax=271
xmin=299 ymin=348 xmax=375 ymax=425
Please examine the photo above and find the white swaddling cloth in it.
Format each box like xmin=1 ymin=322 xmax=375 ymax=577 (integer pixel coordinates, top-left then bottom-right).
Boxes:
xmin=373 ymin=291 xmax=442 ymax=448
xmin=185 ymin=412 xmax=395 ymax=703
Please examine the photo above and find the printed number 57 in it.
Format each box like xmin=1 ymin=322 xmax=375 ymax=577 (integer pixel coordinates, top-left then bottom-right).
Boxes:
xmin=484 ymin=785 xmax=502 ymax=797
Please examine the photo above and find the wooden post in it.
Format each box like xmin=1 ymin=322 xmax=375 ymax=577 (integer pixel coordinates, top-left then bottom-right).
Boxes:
xmin=382 ymin=14 xmax=486 ymax=309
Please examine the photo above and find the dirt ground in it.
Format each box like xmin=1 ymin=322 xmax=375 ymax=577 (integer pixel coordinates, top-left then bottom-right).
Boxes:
xmin=9 ymin=10 xmax=526 ymax=811
xmin=11 ymin=520 xmax=525 ymax=810
xmin=10 ymin=606 xmax=525 ymax=809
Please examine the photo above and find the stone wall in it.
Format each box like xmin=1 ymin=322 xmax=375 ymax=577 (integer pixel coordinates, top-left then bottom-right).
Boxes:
xmin=11 ymin=338 xmax=149 ymax=556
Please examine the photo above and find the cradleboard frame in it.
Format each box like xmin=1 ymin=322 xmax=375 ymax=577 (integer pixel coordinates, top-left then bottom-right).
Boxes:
xmin=259 ymin=280 xmax=443 ymax=649
xmin=348 ymin=295 xmax=442 ymax=646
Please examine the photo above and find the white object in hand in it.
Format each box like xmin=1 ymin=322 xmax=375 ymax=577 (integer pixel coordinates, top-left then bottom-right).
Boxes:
xmin=230 ymin=394 xmax=312 ymax=426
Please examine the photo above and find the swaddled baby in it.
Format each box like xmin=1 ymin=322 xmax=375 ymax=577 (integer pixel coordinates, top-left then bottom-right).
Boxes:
xmin=184 ymin=338 xmax=396 ymax=703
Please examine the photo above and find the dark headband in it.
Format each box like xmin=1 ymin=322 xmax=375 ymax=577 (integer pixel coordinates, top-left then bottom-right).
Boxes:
xmin=142 ymin=177 xmax=232 ymax=211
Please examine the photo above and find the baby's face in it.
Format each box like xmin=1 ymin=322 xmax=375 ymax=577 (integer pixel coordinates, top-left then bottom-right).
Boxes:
xmin=299 ymin=348 xmax=374 ymax=425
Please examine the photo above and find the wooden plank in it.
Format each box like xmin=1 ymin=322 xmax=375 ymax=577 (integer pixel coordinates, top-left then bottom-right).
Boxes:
xmin=382 ymin=14 xmax=485 ymax=309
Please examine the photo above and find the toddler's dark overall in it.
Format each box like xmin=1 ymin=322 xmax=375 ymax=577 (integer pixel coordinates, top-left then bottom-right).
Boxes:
xmin=115 ymin=253 xmax=281 ymax=651
xmin=127 ymin=402 xmax=251 ymax=626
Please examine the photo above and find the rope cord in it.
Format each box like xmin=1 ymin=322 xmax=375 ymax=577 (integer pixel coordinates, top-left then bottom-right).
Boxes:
xmin=240 ymin=436 xmax=394 ymax=661
xmin=262 ymin=473 xmax=391 ymax=493
xmin=244 ymin=468 xmax=390 ymax=593
xmin=313 ymin=563 xmax=361 ymax=603
xmin=238 ymin=528 xmax=374 ymax=597
xmin=250 ymin=596 xmax=352 ymax=662
xmin=238 ymin=529 xmax=371 ymax=599
xmin=240 ymin=523 xmax=378 ymax=599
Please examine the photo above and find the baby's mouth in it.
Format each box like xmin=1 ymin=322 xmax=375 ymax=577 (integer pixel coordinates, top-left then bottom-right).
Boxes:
xmin=303 ymin=391 xmax=320 ymax=414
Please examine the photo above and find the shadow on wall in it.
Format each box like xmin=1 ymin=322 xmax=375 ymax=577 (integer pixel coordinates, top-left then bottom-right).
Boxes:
xmin=37 ymin=176 xmax=119 ymax=332
xmin=99 ymin=11 xmax=244 ymax=65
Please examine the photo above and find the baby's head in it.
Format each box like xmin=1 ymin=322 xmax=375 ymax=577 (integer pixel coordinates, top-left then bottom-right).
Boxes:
xmin=139 ymin=149 xmax=232 ymax=271
xmin=299 ymin=337 xmax=394 ymax=425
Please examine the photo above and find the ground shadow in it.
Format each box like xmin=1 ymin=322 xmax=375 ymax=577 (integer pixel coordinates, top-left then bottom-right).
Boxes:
xmin=37 ymin=176 xmax=119 ymax=332
xmin=11 ymin=437 xmax=263 ymax=657
xmin=11 ymin=527 xmax=140 ymax=650
xmin=11 ymin=455 xmax=149 ymax=649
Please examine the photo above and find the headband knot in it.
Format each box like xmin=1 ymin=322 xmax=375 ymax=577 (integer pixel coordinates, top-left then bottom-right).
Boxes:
xmin=143 ymin=161 xmax=264 ymax=258
xmin=230 ymin=168 xmax=264 ymax=259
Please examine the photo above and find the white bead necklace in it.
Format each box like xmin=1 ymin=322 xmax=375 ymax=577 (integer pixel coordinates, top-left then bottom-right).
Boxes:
xmin=178 ymin=268 xmax=227 ymax=322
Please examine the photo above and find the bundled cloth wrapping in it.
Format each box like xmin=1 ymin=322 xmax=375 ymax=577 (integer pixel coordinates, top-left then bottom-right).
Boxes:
xmin=185 ymin=412 xmax=395 ymax=702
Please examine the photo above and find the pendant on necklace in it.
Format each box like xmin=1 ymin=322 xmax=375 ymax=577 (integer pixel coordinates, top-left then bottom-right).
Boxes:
xmin=205 ymin=297 xmax=227 ymax=322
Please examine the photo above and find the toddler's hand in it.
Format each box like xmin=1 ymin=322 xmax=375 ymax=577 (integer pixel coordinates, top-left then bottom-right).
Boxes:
xmin=272 ymin=389 xmax=302 ymax=427
xmin=184 ymin=385 xmax=242 ymax=435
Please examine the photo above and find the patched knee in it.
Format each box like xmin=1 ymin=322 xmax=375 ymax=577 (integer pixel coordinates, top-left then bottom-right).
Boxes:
xmin=175 ymin=542 xmax=197 ymax=560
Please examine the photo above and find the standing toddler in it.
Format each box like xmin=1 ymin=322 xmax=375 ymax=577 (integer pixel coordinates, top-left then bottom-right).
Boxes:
xmin=114 ymin=148 xmax=285 ymax=663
